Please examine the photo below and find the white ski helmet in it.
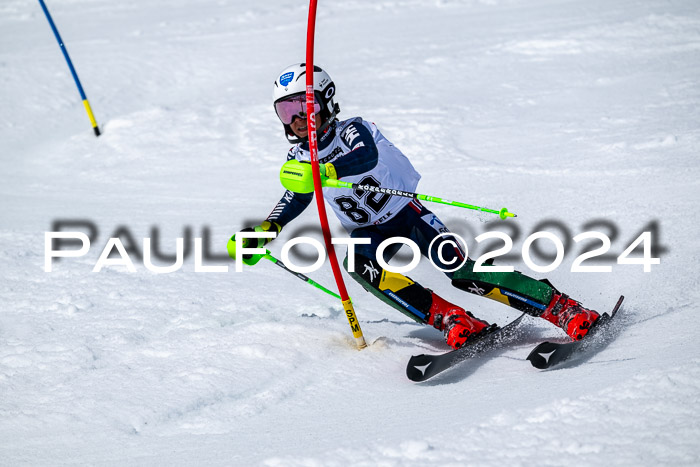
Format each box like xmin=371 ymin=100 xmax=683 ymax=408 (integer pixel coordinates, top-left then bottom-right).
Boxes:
xmin=273 ymin=63 xmax=340 ymax=143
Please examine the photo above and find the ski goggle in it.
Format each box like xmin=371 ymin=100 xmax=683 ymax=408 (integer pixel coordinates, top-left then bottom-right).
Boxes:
xmin=274 ymin=94 xmax=321 ymax=125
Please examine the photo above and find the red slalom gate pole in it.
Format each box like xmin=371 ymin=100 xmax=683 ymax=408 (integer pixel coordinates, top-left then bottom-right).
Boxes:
xmin=306 ymin=0 xmax=366 ymax=349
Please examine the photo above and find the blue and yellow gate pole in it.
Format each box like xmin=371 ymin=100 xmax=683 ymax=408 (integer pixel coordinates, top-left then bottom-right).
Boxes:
xmin=38 ymin=0 xmax=101 ymax=136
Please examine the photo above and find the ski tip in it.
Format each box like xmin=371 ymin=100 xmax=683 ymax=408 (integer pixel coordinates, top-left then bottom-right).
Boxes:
xmin=526 ymin=341 xmax=558 ymax=370
xmin=406 ymin=367 xmax=426 ymax=382
xmin=526 ymin=353 xmax=548 ymax=370
xmin=406 ymin=354 xmax=435 ymax=382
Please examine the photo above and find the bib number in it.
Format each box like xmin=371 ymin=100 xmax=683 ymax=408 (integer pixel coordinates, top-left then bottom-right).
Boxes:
xmin=334 ymin=176 xmax=391 ymax=224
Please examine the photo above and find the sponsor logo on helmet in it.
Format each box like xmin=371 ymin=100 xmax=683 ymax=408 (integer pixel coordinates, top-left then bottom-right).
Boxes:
xmin=280 ymin=72 xmax=294 ymax=87
xmin=324 ymin=86 xmax=335 ymax=99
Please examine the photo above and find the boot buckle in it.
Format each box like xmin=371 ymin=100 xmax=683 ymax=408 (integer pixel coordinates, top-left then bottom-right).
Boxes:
xmin=551 ymin=294 xmax=569 ymax=316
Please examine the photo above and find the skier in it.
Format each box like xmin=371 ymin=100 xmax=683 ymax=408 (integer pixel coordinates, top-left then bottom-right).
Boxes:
xmin=228 ymin=63 xmax=601 ymax=349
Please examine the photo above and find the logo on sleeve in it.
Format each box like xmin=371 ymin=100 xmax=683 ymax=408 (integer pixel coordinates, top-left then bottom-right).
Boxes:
xmin=342 ymin=125 xmax=360 ymax=146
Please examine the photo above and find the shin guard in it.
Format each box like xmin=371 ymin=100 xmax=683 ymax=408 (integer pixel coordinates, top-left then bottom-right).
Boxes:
xmin=345 ymin=254 xmax=433 ymax=323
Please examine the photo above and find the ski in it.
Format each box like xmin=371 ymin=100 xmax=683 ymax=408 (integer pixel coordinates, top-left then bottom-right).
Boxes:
xmin=406 ymin=313 xmax=526 ymax=382
xmin=526 ymin=295 xmax=625 ymax=370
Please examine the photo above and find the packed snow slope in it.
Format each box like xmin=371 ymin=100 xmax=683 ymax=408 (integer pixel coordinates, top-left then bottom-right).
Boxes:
xmin=2 ymin=0 xmax=699 ymax=465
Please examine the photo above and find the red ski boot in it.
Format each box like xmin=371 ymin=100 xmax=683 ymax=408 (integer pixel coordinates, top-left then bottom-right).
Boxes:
xmin=540 ymin=293 xmax=601 ymax=341
xmin=427 ymin=292 xmax=492 ymax=349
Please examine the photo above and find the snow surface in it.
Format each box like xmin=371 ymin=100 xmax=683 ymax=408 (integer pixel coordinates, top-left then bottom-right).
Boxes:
xmin=2 ymin=0 xmax=700 ymax=465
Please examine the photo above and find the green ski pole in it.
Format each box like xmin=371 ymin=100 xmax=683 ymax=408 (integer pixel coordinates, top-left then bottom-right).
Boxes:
xmin=263 ymin=250 xmax=341 ymax=300
xmin=325 ymin=178 xmax=515 ymax=219
xmin=279 ymin=160 xmax=516 ymax=220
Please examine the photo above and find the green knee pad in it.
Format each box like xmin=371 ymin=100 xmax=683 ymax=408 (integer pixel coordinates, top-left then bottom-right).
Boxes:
xmin=451 ymin=260 xmax=554 ymax=316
